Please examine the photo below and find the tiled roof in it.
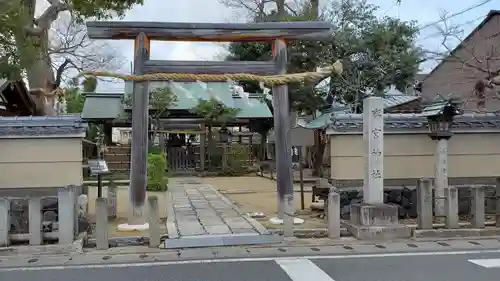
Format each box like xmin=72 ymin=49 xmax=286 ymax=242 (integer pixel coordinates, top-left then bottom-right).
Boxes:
xmin=82 ymin=92 xmax=123 ymax=120
xmin=383 ymin=95 xmax=419 ymax=109
xmin=299 ymin=111 xmax=336 ymax=129
xmin=124 ymin=81 xmax=272 ymax=119
xmin=420 ymin=100 xmax=461 ymax=117
xmin=301 ymin=94 xmax=421 ymax=130
xmin=0 ymin=115 xmax=87 ymax=137
xmin=327 ymin=112 xmax=500 ymax=134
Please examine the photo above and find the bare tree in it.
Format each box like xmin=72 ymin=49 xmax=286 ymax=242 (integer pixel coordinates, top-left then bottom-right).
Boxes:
xmin=425 ymin=12 xmax=500 ymax=113
xmin=5 ymin=0 xmax=140 ymax=116
xmin=17 ymin=0 xmax=72 ymax=116
xmin=219 ymin=0 xmax=300 ymax=20
xmin=49 ymin=15 xmax=125 ymax=89
xmin=34 ymin=14 xmax=124 ymax=114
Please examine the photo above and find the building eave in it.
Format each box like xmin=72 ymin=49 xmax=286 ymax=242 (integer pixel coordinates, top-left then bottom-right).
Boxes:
xmin=326 ymin=112 xmax=500 ymax=135
xmin=0 ymin=115 xmax=87 ymax=138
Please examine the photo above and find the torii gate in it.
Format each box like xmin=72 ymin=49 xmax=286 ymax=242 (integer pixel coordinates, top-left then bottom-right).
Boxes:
xmin=85 ymin=20 xmax=334 ymax=230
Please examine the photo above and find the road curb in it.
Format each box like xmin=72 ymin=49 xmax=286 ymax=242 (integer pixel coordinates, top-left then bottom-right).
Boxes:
xmin=0 ymin=231 xmax=88 ymax=258
xmin=3 ymin=237 xmax=500 ymax=270
xmin=267 ymin=228 xmax=351 ymax=238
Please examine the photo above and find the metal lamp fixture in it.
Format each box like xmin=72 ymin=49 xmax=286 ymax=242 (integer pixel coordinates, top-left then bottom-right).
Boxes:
xmin=427 ymin=114 xmax=453 ymax=140
xmin=423 ymin=100 xmax=461 ymax=140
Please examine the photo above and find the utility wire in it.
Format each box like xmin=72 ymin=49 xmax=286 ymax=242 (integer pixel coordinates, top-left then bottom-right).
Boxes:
xmin=418 ymin=0 xmax=495 ymax=31
xmin=420 ymin=14 xmax=486 ymax=40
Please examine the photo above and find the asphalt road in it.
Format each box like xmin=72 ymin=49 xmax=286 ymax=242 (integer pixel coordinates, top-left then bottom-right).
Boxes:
xmin=2 ymin=250 xmax=500 ymax=281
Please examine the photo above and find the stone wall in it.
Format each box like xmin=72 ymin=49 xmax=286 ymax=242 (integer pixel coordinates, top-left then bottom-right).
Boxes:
xmin=330 ymin=133 xmax=500 ymax=182
xmin=0 ymin=115 xmax=85 ymax=189
xmin=0 ymin=138 xmax=83 ymax=189
xmin=338 ymin=186 xmax=499 ymax=219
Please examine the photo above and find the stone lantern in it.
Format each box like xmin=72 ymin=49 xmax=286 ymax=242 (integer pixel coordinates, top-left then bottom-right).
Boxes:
xmin=421 ymin=99 xmax=461 ymax=216
xmin=219 ymin=127 xmax=231 ymax=143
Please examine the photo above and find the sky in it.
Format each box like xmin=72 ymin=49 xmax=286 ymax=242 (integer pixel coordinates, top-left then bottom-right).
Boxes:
xmin=35 ymin=0 xmax=500 ymax=92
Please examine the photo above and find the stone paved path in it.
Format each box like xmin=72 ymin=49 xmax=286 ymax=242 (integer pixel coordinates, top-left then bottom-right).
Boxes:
xmin=168 ymin=178 xmax=268 ymax=237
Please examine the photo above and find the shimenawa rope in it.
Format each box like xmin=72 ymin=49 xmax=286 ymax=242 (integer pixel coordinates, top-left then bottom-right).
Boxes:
xmin=77 ymin=60 xmax=343 ymax=86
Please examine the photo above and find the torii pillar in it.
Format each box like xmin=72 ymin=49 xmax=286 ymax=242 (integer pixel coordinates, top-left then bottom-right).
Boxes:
xmin=85 ymin=21 xmax=333 ymax=233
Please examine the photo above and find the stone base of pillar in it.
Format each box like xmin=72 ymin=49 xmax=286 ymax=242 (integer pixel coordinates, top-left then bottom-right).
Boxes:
xmin=268 ymin=216 xmax=305 ymax=225
xmin=343 ymin=203 xmax=411 ymax=240
xmin=116 ymin=223 xmax=150 ymax=232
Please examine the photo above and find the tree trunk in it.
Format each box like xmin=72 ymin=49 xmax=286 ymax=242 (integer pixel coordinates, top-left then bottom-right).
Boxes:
xmin=310 ymin=0 xmax=319 ymax=18
xmin=17 ymin=0 xmax=65 ymax=116
xmin=207 ymin=125 xmax=214 ymax=170
xmin=310 ymin=0 xmax=323 ymax=176
xmin=257 ymin=0 xmax=266 ymax=22
xmin=28 ymin=36 xmax=57 ymax=116
xmin=158 ymin=121 xmax=166 ymax=152
xmin=312 ymin=129 xmax=326 ymax=177
xmin=153 ymin=118 xmax=159 ymax=147
xmin=103 ymin=123 xmax=113 ymax=145
xmin=147 ymin=117 xmax=155 ymax=147
xmin=259 ymin=130 xmax=269 ymax=160
xmin=275 ymin=0 xmax=285 ymax=17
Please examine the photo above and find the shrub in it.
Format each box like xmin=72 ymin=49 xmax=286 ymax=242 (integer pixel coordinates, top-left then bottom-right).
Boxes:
xmin=223 ymin=143 xmax=253 ymax=176
xmin=208 ymin=146 xmax=224 ymax=170
xmin=148 ymin=145 xmax=163 ymax=154
xmin=147 ymin=152 xmax=168 ymax=191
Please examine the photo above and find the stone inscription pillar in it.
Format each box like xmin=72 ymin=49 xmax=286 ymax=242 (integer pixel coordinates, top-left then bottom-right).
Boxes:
xmin=363 ymin=96 xmax=384 ymax=205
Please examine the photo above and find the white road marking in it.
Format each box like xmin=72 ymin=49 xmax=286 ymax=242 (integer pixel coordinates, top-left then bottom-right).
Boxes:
xmin=469 ymin=258 xmax=500 ymax=268
xmin=1 ymin=249 xmax=500 ymax=272
xmin=276 ymin=259 xmax=335 ymax=281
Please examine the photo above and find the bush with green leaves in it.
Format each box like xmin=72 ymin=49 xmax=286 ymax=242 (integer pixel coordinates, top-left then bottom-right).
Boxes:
xmin=147 ymin=152 xmax=168 ymax=191
xmin=190 ymin=98 xmax=240 ymax=170
xmin=223 ymin=143 xmax=254 ymax=176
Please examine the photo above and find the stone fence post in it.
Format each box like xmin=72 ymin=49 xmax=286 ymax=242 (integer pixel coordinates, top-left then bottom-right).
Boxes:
xmin=327 ymin=188 xmax=340 ymax=238
xmin=96 ymin=197 xmax=109 ymax=250
xmin=107 ymin=187 xmax=117 ymax=220
xmin=0 ymin=198 xmax=10 ymax=247
xmin=445 ymin=187 xmax=459 ymax=229
xmin=496 ymin=178 xmax=500 ymax=227
xmin=283 ymin=194 xmax=294 ymax=237
xmin=417 ymin=178 xmax=433 ymax=229
xmin=58 ymin=186 xmax=77 ymax=245
xmin=29 ymin=197 xmax=42 ymax=245
xmin=148 ymin=196 xmax=160 ymax=248
xmin=472 ymin=186 xmax=485 ymax=228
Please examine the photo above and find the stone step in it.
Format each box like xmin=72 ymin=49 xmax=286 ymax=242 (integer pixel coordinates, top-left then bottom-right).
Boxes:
xmin=105 ymin=146 xmax=131 ymax=151
xmin=106 ymin=162 xmax=131 ymax=169
xmin=104 ymin=154 xmax=131 ymax=162
xmin=105 ymin=147 xmax=131 ymax=154
xmin=162 ymin=234 xmax=282 ymax=249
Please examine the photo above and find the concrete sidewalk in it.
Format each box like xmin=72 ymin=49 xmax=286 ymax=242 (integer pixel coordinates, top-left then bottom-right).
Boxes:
xmin=2 ymin=237 xmax=500 ymax=270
